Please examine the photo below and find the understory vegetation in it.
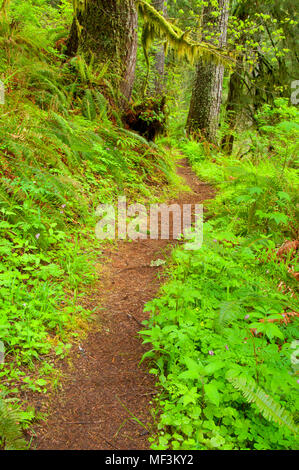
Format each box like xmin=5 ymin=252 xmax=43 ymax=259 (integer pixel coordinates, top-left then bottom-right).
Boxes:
xmin=141 ymin=100 xmax=299 ymax=450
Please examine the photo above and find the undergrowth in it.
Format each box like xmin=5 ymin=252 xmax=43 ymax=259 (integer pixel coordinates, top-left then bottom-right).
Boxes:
xmin=0 ymin=2 xmax=179 ymax=448
xmin=141 ymin=99 xmax=299 ymax=450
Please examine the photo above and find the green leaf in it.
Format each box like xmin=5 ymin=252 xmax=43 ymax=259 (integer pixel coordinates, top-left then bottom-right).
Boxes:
xmin=205 ymin=361 xmax=225 ymax=376
xmin=205 ymin=382 xmax=220 ymax=407
xmin=185 ymin=357 xmax=205 ymax=375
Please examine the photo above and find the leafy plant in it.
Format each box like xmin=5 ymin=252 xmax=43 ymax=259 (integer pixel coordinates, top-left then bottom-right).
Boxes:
xmin=141 ymin=101 xmax=299 ymax=450
xmin=0 ymin=397 xmax=28 ymax=450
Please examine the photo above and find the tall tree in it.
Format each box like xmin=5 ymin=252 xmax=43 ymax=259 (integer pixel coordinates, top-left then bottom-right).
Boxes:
xmin=221 ymin=2 xmax=247 ymax=154
xmin=220 ymin=55 xmax=243 ymax=153
xmin=152 ymin=0 xmax=167 ymax=96
xmin=65 ymin=0 xmax=229 ymax=113
xmin=186 ymin=0 xmax=229 ymax=143
xmin=66 ymin=0 xmax=138 ymax=104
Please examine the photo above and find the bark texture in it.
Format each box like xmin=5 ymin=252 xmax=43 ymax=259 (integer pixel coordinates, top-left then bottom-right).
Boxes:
xmin=186 ymin=0 xmax=229 ymax=143
xmin=152 ymin=0 xmax=166 ymax=96
xmin=221 ymin=5 xmax=247 ymax=153
xmin=66 ymin=0 xmax=138 ymax=104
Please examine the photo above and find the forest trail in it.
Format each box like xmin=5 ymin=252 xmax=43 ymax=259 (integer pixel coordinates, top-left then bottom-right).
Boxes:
xmin=32 ymin=159 xmax=214 ymax=450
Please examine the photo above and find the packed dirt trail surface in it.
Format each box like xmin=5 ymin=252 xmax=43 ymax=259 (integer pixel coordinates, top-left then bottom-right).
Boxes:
xmin=32 ymin=159 xmax=214 ymax=450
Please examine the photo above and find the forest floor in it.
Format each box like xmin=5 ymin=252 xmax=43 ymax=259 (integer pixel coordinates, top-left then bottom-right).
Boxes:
xmin=30 ymin=159 xmax=214 ymax=450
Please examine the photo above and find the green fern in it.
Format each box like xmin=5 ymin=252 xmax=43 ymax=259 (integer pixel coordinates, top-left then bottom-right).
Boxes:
xmin=227 ymin=374 xmax=298 ymax=435
xmin=0 ymin=398 xmax=28 ymax=450
xmin=81 ymin=89 xmax=97 ymax=121
xmin=214 ymin=299 xmax=243 ymax=332
xmin=118 ymin=127 xmax=151 ymax=147
xmin=93 ymin=90 xmax=108 ymax=121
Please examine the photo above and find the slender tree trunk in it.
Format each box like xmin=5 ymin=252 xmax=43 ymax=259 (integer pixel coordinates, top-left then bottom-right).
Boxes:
xmin=152 ymin=0 xmax=166 ymax=96
xmin=66 ymin=0 xmax=138 ymax=104
xmin=221 ymin=5 xmax=247 ymax=153
xmin=186 ymin=0 xmax=229 ymax=143
xmin=221 ymin=56 xmax=243 ymax=153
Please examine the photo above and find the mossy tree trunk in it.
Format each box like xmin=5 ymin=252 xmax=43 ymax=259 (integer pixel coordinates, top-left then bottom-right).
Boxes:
xmin=152 ymin=0 xmax=166 ymax=96
xmin=221 ymin=5 xmax=247 ymax=153
xmin=186 ymin=0 xmax=229 ymax=143
xmin=221 ymin=56 xmax=243 ymax=154
xmin=66 ymin=0 xmax=138 ymax=105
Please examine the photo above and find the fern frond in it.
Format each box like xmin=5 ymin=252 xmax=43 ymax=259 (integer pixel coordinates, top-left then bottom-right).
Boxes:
xmin=214 ymin=299 xmax=242 ymax=332
xmin=228 ymin=375 xmax=298 ymax=435
xmin=118 ymin=127 xmax=150 ymax=147
xmin=81 ymin=89 xmax=96 ymax=121
xmin=93 ymin=91 xmax=108 ymax=121
xmin=137 ymin=0 xmax=234 ymax=68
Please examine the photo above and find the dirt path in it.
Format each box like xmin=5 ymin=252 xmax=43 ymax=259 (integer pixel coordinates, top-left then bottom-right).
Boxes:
xmin=32 ymin=159 xmax=214 ymax=450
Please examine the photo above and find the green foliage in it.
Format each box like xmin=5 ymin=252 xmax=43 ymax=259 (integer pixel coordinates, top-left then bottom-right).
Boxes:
xmin=1 ymin=0 xmax=298 ymax=453
xmin=228 ymin=375 xmax=298 ymax=435
xmin=0 ymin=1 xmax=178 ymax=439
xmin=141 ymin=227 xmax=299 ymax=450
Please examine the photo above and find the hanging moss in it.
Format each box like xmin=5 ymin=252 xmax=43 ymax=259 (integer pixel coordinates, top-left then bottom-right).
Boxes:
xmin=137 ymin=0 xmax=234 ymax=68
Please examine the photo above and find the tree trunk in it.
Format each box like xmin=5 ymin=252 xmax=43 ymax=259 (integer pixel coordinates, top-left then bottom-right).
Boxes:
xmin=186 ymin=0 xmax=229 ymax=143
xmin=152 ymin=0 xmax=166 ymax=96
xmin=66 ymin=0 xmax=138 ymax=105
xmin=221 ymin=5 xmax=247 ymax=153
